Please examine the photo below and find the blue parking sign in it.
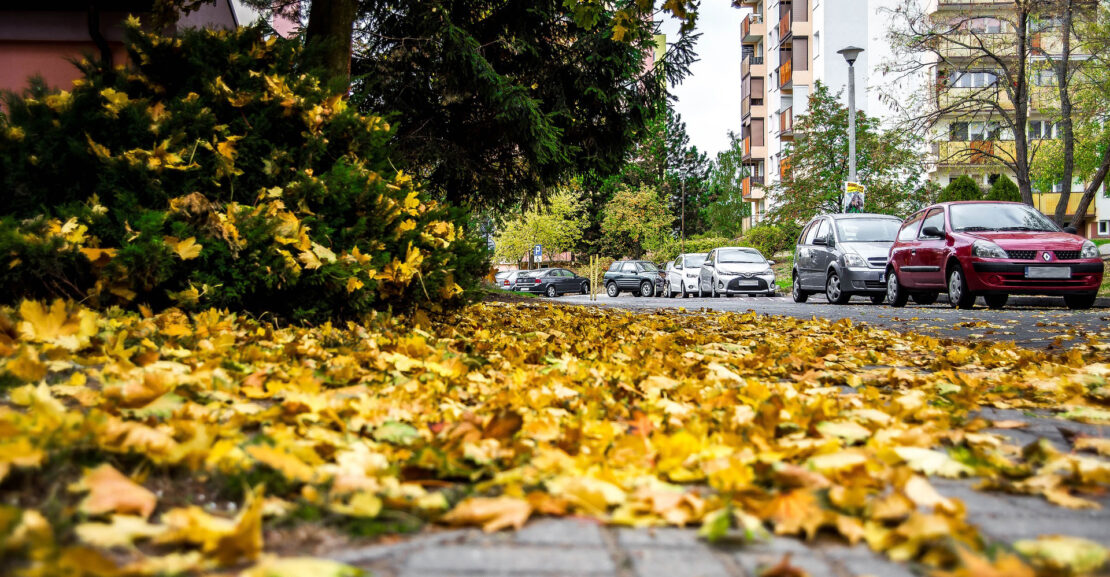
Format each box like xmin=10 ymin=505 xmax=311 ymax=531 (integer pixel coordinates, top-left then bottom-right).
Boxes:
xmin=533 ymin=245 xmax=542 ymax=258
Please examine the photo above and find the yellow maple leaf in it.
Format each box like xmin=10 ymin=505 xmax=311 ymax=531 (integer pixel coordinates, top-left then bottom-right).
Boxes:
xmin=17 ymin=299 xmax=98 ymax=351
xmin=69 ymin=464 xmax=158 ymax=519
xmin=165 ymin=236 xmax=203 ymax=260
xmin=441 ymin=496 xmax=532 ymax=532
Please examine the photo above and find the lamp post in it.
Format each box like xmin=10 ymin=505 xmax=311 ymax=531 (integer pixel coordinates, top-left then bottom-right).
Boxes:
xmin=836 ymin=46 xmax=864 ymax=188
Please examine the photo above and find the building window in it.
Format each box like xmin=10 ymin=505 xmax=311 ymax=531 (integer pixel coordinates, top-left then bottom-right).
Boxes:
xmin=963 ymin=17 xmax=1004 ymax=34
xmin=950 ymin=71 xmax=999 ymax=88
xmin=1033 ymin=69 xmax=1057 ymax=86
xmin=1099 ymin=221 xmax=1109 ymax=236
xmin=1029 ymin=120 xmax=1058 ymax=140
xmin=814 ymin=32 xmax=820 ymax=58
xmin=1053 ymin=180 xmax=1065 ymax=193
xmin=988 ymin=173 xmax=1000 ymax=186
xmin=950 ymin=122 xmax=969 ymax=141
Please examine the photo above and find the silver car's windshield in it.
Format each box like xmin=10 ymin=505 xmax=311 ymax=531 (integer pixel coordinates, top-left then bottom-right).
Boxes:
xmin=835 ymin=219 xmax=901 ymax=242
xmin=684 ymin=254 xmax=707 ymax=267
xmin=718 ymin=249 xmax=764 ymax=264
xmin=950 ymin=203 xmax=1059 ymax=232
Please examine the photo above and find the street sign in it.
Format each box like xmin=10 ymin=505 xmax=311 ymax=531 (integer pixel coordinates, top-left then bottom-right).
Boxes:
xmin=844 ymin=182 xmax=866 ymax=213
xmin=533 ymin=245 xmax=542 ymax=259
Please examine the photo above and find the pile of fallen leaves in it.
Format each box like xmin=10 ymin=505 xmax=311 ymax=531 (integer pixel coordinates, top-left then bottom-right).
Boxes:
xmin=2 ymin=300 xmax=1110 ymax=576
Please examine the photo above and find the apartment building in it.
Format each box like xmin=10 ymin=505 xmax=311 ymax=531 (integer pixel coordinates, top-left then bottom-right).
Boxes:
xmin=738 ymin=0 xmax=904 ymax=230
xmin=928 ymin=0 xmax=1109 ymax=238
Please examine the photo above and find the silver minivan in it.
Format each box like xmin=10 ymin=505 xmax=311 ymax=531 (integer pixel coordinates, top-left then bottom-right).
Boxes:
xmin=699 ymin=247 xmax=776 ymax=297
xmin=791 ymin=213 xmax=902 ymax=304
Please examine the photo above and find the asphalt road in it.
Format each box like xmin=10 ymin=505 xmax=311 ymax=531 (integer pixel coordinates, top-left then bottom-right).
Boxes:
xmin=554 ymin=291 xmax=1110 ymax=350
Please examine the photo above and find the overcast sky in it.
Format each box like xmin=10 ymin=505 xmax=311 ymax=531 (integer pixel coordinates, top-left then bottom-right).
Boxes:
xmin=662 ymin=3 xmax=746 ymax=160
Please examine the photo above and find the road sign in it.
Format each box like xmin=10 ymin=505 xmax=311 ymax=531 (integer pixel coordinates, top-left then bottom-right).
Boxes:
xmin=533 ymin=245 xmax=542 ymax=258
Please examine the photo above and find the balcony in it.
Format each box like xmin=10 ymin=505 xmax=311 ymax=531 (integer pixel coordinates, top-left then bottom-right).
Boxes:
xmin=741 ymin=96 xmax=765 ymax=120
xmin=935 ymin=140 xmax=1017 ymax=166
xmin=741 ymin=136 xmax=767 ymax=162
xmin=778 ymin=107 xmax=794 ymax=138
xmin=742 ymin=175 xmax=765 ymax=200
xmin=742 ymin=13 xmax=764 ymax=43
xmin=936 ymin=86 xmax=1015 ymax=111
xmin=778 ymin=59 xmax=793 ymax=90
xmin=778 ymin=10 xmax=792 ymax=43
xmin=937 ymin=0 xmax=1015 ymax=7
xmin=741 ymin=54 xmax=766 ymax=78
xmin=780 ymin=156 xmax=793 ymax=180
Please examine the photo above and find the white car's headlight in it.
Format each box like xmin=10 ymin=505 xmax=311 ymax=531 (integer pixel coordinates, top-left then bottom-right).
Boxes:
xmin=972 ymin=240 xmax=1008 ymax=258
xmin=1080 ymin=240 xmax=1099 ymax=259
xmin=843 ymin=253 xmax=868 ymax=268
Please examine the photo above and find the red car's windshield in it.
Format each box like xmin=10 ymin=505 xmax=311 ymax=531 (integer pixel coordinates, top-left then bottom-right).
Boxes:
xmin=949 ymin=204 xmax=1060 ymax=233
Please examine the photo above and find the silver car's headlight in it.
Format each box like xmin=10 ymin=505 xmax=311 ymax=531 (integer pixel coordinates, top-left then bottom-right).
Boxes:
xmin=843 ymin=253 xmax=868 ymax=268
xmin=1081 ymin=240 xmax=1099 ymax=259
xmin=972 ymin=240 xmax=1008 ymax=259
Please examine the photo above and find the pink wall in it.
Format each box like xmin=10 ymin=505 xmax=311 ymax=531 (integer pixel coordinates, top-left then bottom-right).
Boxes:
xmin=0 ymin=3 xmax=236 ymax=95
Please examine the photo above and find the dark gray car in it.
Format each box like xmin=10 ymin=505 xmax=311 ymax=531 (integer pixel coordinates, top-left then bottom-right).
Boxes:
xmin=792 ymin=213 xmax=902 ymax=304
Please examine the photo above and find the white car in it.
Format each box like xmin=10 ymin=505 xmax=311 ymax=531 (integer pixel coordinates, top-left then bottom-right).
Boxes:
xmin=664 ymin=253 xmax=707 ymax=297
xmin=698 ymin=247 xmax=776 ymax=297
xmin=496 ymin=270 xmax=522 ymax=290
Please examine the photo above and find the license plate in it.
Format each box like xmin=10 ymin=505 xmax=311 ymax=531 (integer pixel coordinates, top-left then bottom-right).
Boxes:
xmin=735 ymin=280 xmax=758 ymax=287
xmin=1026 ymin=267 xmax=1071 ymax=279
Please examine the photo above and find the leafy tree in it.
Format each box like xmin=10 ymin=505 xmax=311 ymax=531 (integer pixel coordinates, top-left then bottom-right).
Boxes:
xmin=938 ymin=175 xmax=984 ymax=202
xmin=347 ymin=1 xmax=698 ymax=211
xmin=986 ymin=175 xmax=1022 ymax=202
xmin=704 ymin=131 xmax=751 ymax=238
xmin=601 ymin=184 xmax=673 ymax=259
xmin=493 ymin=185 xmax=586 ymax=267
xmin=767 ymin=82 xmax=929 ymax=224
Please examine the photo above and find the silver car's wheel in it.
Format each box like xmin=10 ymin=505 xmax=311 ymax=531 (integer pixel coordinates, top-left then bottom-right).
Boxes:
xmin=826 ymin=272 xmax=850 ymax=304
xmin=792 ymin=275 xmax=808 ymax=303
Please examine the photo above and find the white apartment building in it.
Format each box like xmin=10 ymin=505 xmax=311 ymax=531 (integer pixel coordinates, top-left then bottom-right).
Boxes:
xmin=738 ymin=0 xmax=907 ymax=229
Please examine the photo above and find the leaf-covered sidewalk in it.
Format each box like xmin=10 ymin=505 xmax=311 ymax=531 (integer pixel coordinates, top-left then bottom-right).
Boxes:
xmin=2 ymin=301 xmax=1110 ymax=576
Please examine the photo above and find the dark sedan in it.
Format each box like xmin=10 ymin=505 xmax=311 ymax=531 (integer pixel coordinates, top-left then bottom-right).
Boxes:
xmin=512 ymin=268 xmax=591 ymax=297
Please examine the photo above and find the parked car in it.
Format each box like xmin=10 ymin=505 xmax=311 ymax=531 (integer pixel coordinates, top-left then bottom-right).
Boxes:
xmin=512 ymin=268 xmax=590 ymax=297
xmin=604 ymin=260 xmax=666 ymax=297
xmin=698 ymin=247 xmax=776 ymax=297
xmin=792 ymin=213 xmax=902 ymax=304
xmin=664 ymin=253 xmax=708 ymax=297
xmin=497 ymin=270 xmax=522 ymax=290
xmin=885 ymin=201 xmax=1103 ymax=310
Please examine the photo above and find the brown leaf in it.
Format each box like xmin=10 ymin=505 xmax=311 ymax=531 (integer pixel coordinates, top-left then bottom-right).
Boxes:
xmin=70 ymin=464 xmax=157 ymax=519
xmin=482 ymin=411 xmax=523 ymax=441
xmin=441 ymin=496 xmax=532 ymax=532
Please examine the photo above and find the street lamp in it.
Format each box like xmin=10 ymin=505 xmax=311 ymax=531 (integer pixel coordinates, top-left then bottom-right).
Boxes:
xmin=837 ymin=46 xmax=864 ymax=188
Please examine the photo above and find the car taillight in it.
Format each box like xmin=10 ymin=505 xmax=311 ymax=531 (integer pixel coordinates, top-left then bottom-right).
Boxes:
xmin=502 ymin=280 xmax=509 ymax=286
xmin=535 ymin=278 xmax=541 ymax=283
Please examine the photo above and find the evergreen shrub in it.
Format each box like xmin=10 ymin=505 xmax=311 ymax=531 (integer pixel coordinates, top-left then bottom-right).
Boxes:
xmin=0 ymin=24 xmax=486 ymax=321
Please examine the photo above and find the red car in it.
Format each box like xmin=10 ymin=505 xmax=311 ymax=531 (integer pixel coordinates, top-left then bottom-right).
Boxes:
xmin=885 ymin=201 xmax=1103 ymax=310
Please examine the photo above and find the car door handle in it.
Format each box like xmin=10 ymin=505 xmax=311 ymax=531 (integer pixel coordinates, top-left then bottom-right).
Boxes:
xmin=911 ymin=249 xmax=917 ymax=255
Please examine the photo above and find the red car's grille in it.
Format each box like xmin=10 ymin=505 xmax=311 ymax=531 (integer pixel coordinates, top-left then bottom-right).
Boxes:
xmin=1006 ymin=250 xmax=1035 ymax=260
xmin=1054 ymin=250 xmax=1082 ymax=260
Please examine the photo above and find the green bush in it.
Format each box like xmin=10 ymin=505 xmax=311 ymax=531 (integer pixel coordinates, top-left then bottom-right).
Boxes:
xmin=985 ymin=174 xmax=1022 ymax=202
xmin=740 ymin=222 xmax=801 ymax=259
xmin=937 ymin=175 xmax=983 ymax=202
xmin=0 ymin=24 xmax=486 ymax=321
xmin=648 ymin=236 xmax=732 ymax=262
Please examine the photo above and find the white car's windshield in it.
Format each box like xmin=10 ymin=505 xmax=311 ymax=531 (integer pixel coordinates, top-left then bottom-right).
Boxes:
xmin=718 ymin=249 xmax=764 ymax=264
xmin=836 ymin=219 xmax=901 ymax=242
xmin=684 ymin=254 xmax=707 ymax=267
xmin=950 ymin=203 xmax=1059 ymax=232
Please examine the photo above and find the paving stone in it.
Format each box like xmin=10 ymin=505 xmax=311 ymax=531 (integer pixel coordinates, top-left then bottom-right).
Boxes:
xmin=514 ymin=518 xmax=605 ymax=547
xmin=403 ymin=545 xmax=614 ymax=575
xmin=617 ymin=527 xmax=703 ymax=548
xmin=822 ymin=544 xmax=915 ymax=577
xmin=976 ymin=517 xmax=1110 ymax=546
xmin=625 ymin=547 xmax=732 ymax=577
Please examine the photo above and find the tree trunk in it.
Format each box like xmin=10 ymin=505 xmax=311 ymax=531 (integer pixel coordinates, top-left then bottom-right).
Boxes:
xmin=1013 ymin=5 xmax=1035 ymax=206
xmin=1069 ymin=143 xmax=1110 ymax=231
xmin=1054 ymin=0 xmax=1076 ymax=225
xmin=304 ymin=0 xmax=358 ymax=90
